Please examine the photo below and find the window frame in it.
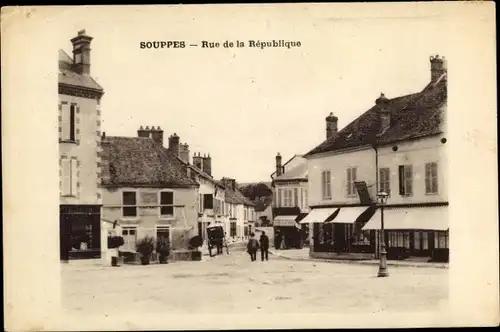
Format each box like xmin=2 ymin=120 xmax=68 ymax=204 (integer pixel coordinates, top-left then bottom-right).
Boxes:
xmin=155 ymin=225 xmax=172 ymax=249
xmin=61 ymin=102 xmax=77 ymax=143
xmin=379 ymin=167 xmax=391 ymax=195
xmin=321 ymin=170 xmax=332 ymax=200
xmin=425 ymin=162 xmax=439 ymax=195
xmin=398 ymin=165 xmax=413 ymax=196
xmin=159 ymin=189 xmax=175 ymax=219
xmin=346 ymin=167 xmax=358 ymax=197
xmin=122 ymin=190 xmax=138 ymax=218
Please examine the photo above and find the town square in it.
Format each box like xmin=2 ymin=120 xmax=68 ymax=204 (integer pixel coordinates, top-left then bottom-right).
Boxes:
xmin=3 ymin=4 xmax=499 ymax=331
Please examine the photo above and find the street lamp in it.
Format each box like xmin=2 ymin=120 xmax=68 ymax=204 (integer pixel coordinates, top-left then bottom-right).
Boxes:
xmin=377 ymin=191 xmax=390 ymax=277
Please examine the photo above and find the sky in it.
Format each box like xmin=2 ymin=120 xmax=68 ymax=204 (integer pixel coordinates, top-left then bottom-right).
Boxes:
xmin=54 ymin=5 xmax=452 ymax=182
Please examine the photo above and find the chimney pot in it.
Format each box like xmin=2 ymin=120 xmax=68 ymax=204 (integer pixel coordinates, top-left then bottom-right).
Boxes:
xmin=326 ymin=112 xmax=338 ymax=139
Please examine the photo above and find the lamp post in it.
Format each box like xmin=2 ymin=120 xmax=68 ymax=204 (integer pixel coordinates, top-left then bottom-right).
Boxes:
xmin=377 ymin=191 xmax=390 ymax=277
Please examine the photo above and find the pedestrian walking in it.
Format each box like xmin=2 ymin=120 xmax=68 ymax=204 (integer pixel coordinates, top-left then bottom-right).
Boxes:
xmin=247 ymin=233 xmax=259 ymax=262
xmin=259 ymin=231 xmax=270 ymax=261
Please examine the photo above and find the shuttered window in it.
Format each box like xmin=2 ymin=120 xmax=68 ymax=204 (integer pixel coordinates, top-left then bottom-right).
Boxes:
xmin=277 ymin=189 xmax=282 ymax=207
xmin=61 ymin=104 xmax=76 ymax=141
xmin=294 ymin=188 xmax=299 ymax=207
xmin=346 ymin=167 xmax=357 ymax=196
xmin=61 ymin=158 xmax=78 ymax=196
xmin=322 ymin=170 xmax=331 ymax=199
xmin=425 ymin=162 xmax=439 ymax=194
xmin=379 ymin=168 xmax=390 ymax=194
xmin=398 ymin=165 xmax=413 ymax=195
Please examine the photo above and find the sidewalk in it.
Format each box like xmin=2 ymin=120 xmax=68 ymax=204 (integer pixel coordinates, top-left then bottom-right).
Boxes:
xmin=269 ymin=248 xmax=449 ymax=269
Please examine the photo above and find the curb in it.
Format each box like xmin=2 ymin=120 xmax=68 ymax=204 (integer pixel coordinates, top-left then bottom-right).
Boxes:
xmin=269 ymin=251 xmax=449 ymax=269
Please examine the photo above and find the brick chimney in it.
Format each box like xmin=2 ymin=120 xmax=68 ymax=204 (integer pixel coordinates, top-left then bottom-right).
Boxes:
xmin=376 ymin=93 xmax=391 ymax=135
xmin=193 ymin=152 xmax=203 ymax=170
xmin=202 ymin=154 xmax=212 ymax=176
xmin=168 ymin=133 xmax=180 ymax=157
xmin=71 ymin=29 xmax=93 ymax=76
xmin=275 ymin=153 xmax=283 ymax=177
xmin=179 ymin=143 xmax=190 ymax=164
xmin=137 ymin=125 xmax=151 ymax=138
xmin=151 ymin=126 xmax=164 ymax=146
xmin=326 ymin=112 xmax=338 ymax=139
xmin=430 ymin=55 xmax=447 ymax=83
xmin=100 ymin=132 xmax=111 ymax=185
xmin=222 ymin=178 xmax=236 ymax=191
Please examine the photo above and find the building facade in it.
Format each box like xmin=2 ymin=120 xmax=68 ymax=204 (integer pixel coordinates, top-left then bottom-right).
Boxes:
xmin=100 ymin=130 xmax=200 ymax=262
xmin=271 ymin=153 xmax=310 ymax=249
xmin=58 ymin=30 xmax=105 ymax=261
xmin=302 ymin=55 xmax=449 ymax=262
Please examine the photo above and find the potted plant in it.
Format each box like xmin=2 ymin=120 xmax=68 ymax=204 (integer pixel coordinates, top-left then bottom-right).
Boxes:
xmin=136 ymin=236 xmax=155 ymax=265
xmin=108 ymin=235 xmax=125 ymax=267
xmin=157 ymin=236 xmax=170 ymax=264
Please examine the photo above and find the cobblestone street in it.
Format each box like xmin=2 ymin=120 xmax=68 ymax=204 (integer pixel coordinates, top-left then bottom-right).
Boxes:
xmin=62 ymin=249 xmax=449 ymax=317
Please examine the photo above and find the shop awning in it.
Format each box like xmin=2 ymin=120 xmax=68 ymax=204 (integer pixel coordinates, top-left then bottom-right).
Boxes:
xmin=274 ymin=215 xmax=299 ymax=227
xmin=362 ymin=206 xmax=449 ymax=231
xmin=327 ymin=206 xmax=371 ymax=224
xmin=299 ymin=207 xmax=339 ymax=224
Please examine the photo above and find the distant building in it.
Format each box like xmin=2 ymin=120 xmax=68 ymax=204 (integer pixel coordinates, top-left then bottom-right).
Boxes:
xmin=58 ymin=30 xmax=105 ymax=261
xmin=219 ymin=178 xmax=256 ymax=241
xmin=100 ymin=128 xmax=200 ymax=262
xmin=302 ymin=55 xmax=448 ymax=262
xmin=271 ymin=154 xmax=309 ymax=249
xmin=254 ymin=196 xmax=273 ymax=226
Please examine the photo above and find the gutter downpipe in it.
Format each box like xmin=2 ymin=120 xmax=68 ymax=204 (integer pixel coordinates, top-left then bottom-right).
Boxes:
xmin=372 ymin=143 xmax=380 ymax=259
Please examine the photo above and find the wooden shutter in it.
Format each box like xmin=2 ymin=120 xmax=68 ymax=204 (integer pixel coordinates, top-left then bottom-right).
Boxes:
xmin=398 ymin=165 xmax=405 ymax=195
xmin=62 ymin=158 xmax=71 ymax=195
xmin=70 ymin=158 xmax=78 ymax=196
xmin=347 ymin=169 xmax=352 ymax=195
xmin=75 ymin=105 xmax=81 ymax=143
xmin=69 ymin=105 xmax=76 ymax=141
xmin=277 ymin=189 xmax=282 ymax=208
xmin=405 ymin=166 xmax=413 ymax=195
xmin=62 ymin=104 xmax=70 ymax=140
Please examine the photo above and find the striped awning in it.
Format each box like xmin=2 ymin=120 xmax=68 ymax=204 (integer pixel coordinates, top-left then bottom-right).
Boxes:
xmin=299 ymin=207 xmax=339 ymax=224
xmin=362 ymin=206 xmax=448 ymax=231
xmin=327 ymin=206 xmax=371 ymax=224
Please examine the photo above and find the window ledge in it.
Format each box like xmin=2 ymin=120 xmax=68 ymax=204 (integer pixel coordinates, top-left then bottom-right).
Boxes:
xmin=59 ymin=140 xmax=78 ymax=144
xmin=61 ymin=195 xmax=77 ymax=198
xmin=158 ymin=216 xmax=175 ymax=220
xmin=425 ymin=192 xmax=439 ymax=196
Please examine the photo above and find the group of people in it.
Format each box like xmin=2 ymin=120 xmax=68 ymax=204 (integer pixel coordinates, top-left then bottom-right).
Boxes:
xmin=246 ymin=231 xmax=270 ymax=262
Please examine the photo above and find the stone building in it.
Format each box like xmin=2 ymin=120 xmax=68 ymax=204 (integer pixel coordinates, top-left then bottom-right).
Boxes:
xmin=302 ymin=55 xmax=448 ymax=262
xmin=58 ymin=30 xmax=104 ymax=261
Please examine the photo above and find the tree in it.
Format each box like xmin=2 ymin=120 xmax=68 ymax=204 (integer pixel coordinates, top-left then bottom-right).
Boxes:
xmin=239 ymin=182 xmax=272 ymax=201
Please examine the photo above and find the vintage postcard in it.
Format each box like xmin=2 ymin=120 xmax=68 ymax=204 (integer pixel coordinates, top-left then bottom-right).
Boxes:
xmin=2 ymin=3 xmax=498 ymax=331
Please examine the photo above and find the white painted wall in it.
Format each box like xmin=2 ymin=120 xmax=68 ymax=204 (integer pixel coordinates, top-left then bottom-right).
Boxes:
xmin=378 ymin=134 xmax=447 ymax=204
xmin=307 ymin=147 xmax=376 ymax=206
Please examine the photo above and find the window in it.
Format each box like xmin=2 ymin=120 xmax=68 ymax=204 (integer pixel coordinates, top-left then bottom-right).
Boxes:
xmin=160 ymin=191 xmax=174 ymax=218
xmin=304 ymin=189 xmax=308 ymax=208
xmin=203 ymin=194 xmax=214 ymax=209
xmin=379 ymin=168 xmax=390 ymax=194
xmin=61 ymin=103 xmax=76 ymax=141
xmin=425 ymin=162 xmax=439 ymax=194
xmin=321 ymin=170 xmax=332 ymax=199
xmin=388 ymin=231 xmax=410 ymax=248
xmin=198 ymin=194 xmax=203 ymax=212
xmin=398 ymin=165 xmax=413 ymax=196
xmin=300 ymin=189 xmax=304 ymax=209
xmin=294 ymin=188 xmax=299 ymax=207
xmin=346 ymin=167 xmax=357 ymax=196
xmin=434 ymin=231 xmax=449 ymax=249
xmin=122 ymin=191 xmax=137 ymax=217
xmin=230 ymin=222 xmax=237 ymax=237
xmin=277 ymin=189 xmax=282 ymax=207
xmin=283 ymin=189 xmax=293 ymax=207
xmin=61 ymin=158 xmax=78 ymax=197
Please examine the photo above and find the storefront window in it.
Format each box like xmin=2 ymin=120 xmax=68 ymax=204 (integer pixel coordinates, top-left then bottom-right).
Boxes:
xmin=388 ymin=231 xmax=410 ymax=248
xmin=434 ymin=231 xmax=449 ymax=249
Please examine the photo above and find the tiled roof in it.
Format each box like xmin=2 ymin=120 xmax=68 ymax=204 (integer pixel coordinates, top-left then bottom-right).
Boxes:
xmin=58 ymin=49 xmax=103 ymax=91
xmin=304 ymin=76 xmax=447 ymax=157
xmin=274 ymin=157 xmax=308 ymax=181
xmin=104 ymin=136 xmax=198 ymax=188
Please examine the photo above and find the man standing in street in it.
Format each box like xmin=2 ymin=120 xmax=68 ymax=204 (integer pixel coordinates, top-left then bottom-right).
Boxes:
xmin=260 ymin=231 xmax=270 ymax=261
xmin=247 ymin=233 xmax=259 ymax=262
